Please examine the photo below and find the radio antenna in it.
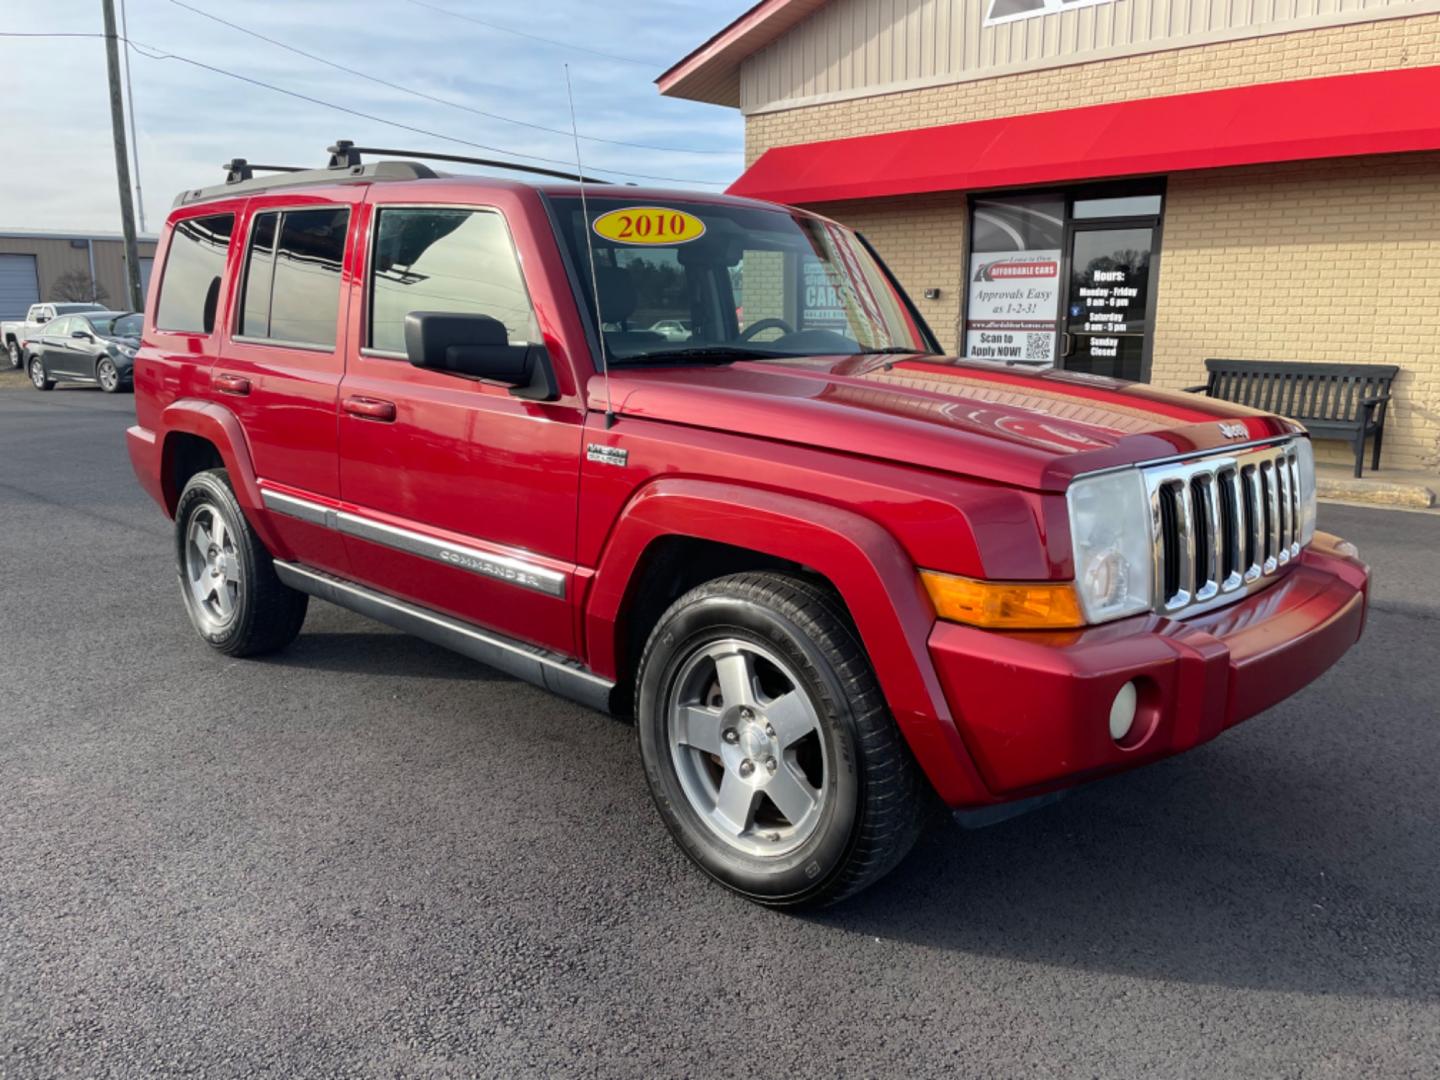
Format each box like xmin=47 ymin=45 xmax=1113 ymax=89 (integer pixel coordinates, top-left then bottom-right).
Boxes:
xmin=565 ymin=64 xmax=616 ymax=429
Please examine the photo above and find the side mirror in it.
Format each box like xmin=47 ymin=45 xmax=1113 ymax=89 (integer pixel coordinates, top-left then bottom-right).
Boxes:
xmin=403 ymin=312 xmax=558 ymax=402
xmin=71 ymin=329 xmax=91 ymax=340
xmin=36 ymin=315 xmax=49 ymax=325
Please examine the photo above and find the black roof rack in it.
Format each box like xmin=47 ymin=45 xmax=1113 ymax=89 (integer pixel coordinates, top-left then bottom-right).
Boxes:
xmin=172 ymin=139 xmax=613 ymax=208
xmin=325 ymin=141 xmax=611 ymax=184
xmin=174 ymin=160 xmax=438 ymax=207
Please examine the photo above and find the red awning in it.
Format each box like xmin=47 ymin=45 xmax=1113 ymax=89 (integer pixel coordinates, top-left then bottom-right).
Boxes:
xmin=728 ymin=65 xmax=1440 ymax=204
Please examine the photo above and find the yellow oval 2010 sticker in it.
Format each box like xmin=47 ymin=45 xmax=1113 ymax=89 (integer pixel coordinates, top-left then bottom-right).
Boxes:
xmin=592 ymin=206 xmax=706 ymax=246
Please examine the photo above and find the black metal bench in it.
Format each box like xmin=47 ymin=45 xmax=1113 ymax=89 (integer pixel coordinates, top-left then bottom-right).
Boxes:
xmin=1185 ymin=359 xmax=1399 ymax=478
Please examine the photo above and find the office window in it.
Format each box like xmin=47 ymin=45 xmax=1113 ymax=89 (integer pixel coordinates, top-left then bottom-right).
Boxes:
xmin=368 ymin=207 xmax=538 ymax=355
xmin=155 ymin=213 xmax=234 ymax=334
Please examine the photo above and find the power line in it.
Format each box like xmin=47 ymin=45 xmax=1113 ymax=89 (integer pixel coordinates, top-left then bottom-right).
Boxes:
xmin=159 ymin=0 xmax=731 ymax=156
xmin=0 ymin=31 xmax=727 ymax=185
xmin=402 ymin=0 xmax=657 ymax=67
xmin=120 ymin=38 xmax=723 ymax=185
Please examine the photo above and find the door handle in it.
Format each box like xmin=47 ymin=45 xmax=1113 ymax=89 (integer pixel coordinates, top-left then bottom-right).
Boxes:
xmin=213 ymin=372 xmax=251 ymax=395
xmin=343 ymin=395 xmax=397 ymax=422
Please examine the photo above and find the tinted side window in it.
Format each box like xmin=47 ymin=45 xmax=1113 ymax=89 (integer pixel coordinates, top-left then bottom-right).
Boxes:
xmin=239 ymin=211 xmax=279 ymax=339
xmin=267 ymin=208 xmax=349 ymax=347
xmin=155 ymin=213 xmax=235 ymax=334
xmin=368 ymin=207 xmax=537 ymax=354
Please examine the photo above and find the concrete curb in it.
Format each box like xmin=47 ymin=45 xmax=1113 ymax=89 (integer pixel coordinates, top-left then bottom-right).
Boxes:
xmin=1317 ymin=475 xmax=1436 ymax=509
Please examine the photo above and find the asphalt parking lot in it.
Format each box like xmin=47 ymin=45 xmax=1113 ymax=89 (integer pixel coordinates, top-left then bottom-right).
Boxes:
xmin=2 ymin=382 xmax=1437 ymax=1078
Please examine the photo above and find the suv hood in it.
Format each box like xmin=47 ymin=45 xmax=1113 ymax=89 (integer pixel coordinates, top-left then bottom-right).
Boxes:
xmin=593 ymin=354 xmax=1301 ymax=492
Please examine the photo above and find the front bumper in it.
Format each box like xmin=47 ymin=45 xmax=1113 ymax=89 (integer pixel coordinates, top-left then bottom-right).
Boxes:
xmin=927 ymin=532 xmax=1368 ymax=803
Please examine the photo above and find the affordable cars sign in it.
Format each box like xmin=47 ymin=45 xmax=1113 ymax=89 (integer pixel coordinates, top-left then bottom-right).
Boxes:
xmin=963 ymin=250 xmax=1061 ymax=367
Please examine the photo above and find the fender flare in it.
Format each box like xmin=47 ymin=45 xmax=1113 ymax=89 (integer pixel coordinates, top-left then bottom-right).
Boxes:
xmin=585 ymin=477 xmax=987 ymax=805
xmin=158 ymin=399 xmax=289 ymax=556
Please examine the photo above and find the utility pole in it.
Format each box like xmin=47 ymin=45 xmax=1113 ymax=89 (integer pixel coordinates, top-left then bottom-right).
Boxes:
xmin=119 ymin=0 xmax=146 ymax=234
xmin=101 ymin=0 xmax=143 ymax=311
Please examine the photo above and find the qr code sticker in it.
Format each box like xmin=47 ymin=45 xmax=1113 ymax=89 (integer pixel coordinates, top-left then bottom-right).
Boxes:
xmin=1025 ymin=333 xmax=1052 ymax=363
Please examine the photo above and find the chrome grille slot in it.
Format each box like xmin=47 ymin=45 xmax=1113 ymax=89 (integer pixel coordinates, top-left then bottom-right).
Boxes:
xmin=1140 ymin=440 xmax=1303 ymax=617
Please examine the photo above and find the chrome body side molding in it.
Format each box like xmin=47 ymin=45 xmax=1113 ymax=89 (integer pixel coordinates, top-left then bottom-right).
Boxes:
xmin=273 ymin=561 xmax=613 ymax=713
xmin=260 ymin=489 xmax=566 ymax=598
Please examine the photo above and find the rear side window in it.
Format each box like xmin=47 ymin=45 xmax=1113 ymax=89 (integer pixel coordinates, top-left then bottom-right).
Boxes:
xmin=238 ymin=207 xmax=349 ymax=348
xmin=47 ymin=317 xmax=71 ymax=337
xmin=238 ymin=212 xmax=278 ymax=339
xmin=367 ymin=206 xmax=538 ymax=355
xmin=155 ymin=213 xmax=235 ymax=334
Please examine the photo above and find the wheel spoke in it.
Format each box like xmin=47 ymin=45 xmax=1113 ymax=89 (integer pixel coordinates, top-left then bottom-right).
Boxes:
xmin=214 ymin=581 xmax=234 ymax=617
xmin=765 ymin=763 xmax=819 ymax=826
xmin=676 ymin=705 xmax=725 ymax=757
xmin=192 ymin=521 xmax=214 ymax=554
xmin=713 ymin=771 xmax=760 ymax=835
xmin=713 ymin=650 xmax=757 ymax=711
xmin=210 ymin=515 xmax=228 ymax=551
xmin=764 ymin=691 xmax=816 ymax=749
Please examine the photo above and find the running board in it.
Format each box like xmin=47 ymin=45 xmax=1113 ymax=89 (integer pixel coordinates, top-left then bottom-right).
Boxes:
xmin=273 ymin=561 xmax=614 ymax=713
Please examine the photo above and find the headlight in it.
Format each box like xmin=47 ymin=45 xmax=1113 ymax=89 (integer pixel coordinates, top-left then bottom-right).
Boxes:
xmin=1295 ymin=438 xmax=1317 ymax=546
xmin=1066 ymin=469 xmax=1153 ymax=624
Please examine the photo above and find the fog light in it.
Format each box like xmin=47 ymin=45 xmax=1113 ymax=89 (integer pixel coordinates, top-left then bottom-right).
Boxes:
xmin=1109 ymin=681 xmax=1138 ymax=742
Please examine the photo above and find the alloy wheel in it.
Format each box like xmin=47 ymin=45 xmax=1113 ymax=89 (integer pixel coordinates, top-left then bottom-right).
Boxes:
xmin=183 ymin=502 xmax=242 ymax=632
xmin=98 ymin=359 xmax=119 ymax=392
xmin=29 ymin=358 xmax=45 ymax=388
xmin=666 ymin=637 xmax=828 ymax=857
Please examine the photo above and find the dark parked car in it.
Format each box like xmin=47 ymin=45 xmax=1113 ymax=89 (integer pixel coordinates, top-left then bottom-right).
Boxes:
xmin=27 ymin=311 xmax=142 ymax=393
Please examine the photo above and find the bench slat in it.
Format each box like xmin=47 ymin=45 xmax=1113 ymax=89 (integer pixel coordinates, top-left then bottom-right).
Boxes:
xmin=1200 ymin=359 xmax=1399 ymax=477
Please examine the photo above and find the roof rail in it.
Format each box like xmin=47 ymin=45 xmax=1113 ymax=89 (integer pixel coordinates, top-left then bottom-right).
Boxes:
xmin=171 ymin=137 xmax=612 ymax=209
xmin=325 ymin=140 xmax=612 ymax=185
xmin=172 ymin=159 xmax=439 ymax=207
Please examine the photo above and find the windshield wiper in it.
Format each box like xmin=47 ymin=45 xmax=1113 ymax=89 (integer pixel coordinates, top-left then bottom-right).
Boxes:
xmin=616 ymin=346 xmax=790 ymax=365
xmin=863 ymin=346 xmax=933 ymax=355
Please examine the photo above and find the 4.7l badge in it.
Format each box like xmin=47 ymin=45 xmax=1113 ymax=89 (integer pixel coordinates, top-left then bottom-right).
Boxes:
xmin=1218 ymin=422 xmax=1248 ymax=440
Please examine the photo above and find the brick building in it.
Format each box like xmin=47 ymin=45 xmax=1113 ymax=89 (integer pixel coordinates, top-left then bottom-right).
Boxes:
xmin=659 ymin=0 xmax=1440 ymax=473
xmin=0 ymin=230 xmax=158 ymax=321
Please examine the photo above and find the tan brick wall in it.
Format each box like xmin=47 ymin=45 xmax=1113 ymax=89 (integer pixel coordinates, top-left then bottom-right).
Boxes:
xmin=746 ymin=14 xmax=1440 ymax=164
xmin=810 ymin=195 xmax=970 ymax=352
xmin=1152 ymin=153 xmax=1440 ymax=472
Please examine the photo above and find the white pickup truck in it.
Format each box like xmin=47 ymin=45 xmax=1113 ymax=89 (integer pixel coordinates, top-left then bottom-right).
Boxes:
xmin=4 ymin=302 xmax=108 ymax=369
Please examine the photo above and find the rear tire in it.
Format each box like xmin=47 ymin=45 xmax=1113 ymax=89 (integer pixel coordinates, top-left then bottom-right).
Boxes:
xmin=635 ymin=571 xmax=929 ymax=908
xmin=28 ymin=357 xmax=53 ymax=391
xmin=174 ymin=469 xmax=308 ymax=657
xmin=6 ymin=340 xmax=21 ymax=370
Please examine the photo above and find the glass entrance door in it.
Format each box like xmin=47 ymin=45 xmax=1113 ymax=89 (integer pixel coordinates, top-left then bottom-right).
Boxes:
xmin=1062 ymin=225 xmax=1156 ymax=381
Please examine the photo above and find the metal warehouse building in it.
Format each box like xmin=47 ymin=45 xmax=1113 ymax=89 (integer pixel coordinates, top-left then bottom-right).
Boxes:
xmin=660 ymin=0 xmax=1440 ymax=474
xmin=0 ymin=230 xmax=158 ymax=320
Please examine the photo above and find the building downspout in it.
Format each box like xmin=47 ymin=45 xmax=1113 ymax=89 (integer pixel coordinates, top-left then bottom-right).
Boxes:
xmin=86 ymin=239 xmax=98 ymax=302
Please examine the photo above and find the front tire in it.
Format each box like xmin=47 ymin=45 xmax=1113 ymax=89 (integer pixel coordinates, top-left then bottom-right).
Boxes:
xmin=97 ymin=357 xmax=123 ymax=393
xmin=636 ymin=572 xmax=929 ymax=908
xmin=174 ymin=469 xmax=308 ymax=657
xmin=28 ymin=357 xmax=53 ymax=391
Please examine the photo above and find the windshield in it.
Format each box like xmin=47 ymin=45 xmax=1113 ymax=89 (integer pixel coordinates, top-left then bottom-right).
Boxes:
xmin=90 ymin=314 xmax=141 ymax=337
xmin=548 ymin=197 xmax=928 ymax=364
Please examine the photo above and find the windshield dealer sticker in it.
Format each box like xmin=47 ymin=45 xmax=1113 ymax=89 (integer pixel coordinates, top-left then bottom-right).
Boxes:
xmin=592 ymin=207 xmax=706 ymax=246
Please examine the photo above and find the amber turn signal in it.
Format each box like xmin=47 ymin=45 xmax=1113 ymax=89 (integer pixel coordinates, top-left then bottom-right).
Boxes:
xmin=920 ymin=570 xmax=1086 ymax=630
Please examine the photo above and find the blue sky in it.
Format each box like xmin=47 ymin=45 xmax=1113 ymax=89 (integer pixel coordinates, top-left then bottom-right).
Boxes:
xmin=0 ymin=0 xmax=749 ymax=233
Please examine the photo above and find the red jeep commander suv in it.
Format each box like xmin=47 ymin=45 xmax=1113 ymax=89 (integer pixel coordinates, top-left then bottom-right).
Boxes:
xmin=128 ymin=146 xmax=1369 ymax=907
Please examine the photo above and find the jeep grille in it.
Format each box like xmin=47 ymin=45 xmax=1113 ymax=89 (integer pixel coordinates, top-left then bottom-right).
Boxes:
xmin=1144 ymin=440 xmax=1303 ymax=616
